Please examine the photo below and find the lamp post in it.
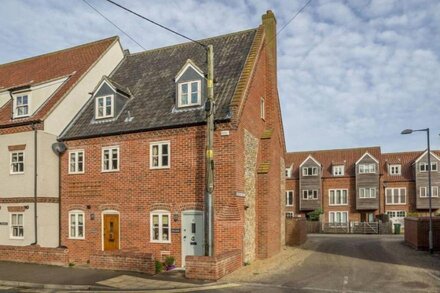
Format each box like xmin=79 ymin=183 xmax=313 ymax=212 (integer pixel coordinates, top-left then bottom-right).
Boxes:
xmin=401 ymin=128 xmax=433 ymax=254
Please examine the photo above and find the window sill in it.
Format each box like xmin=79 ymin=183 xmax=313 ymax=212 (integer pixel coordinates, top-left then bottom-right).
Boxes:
xmin=150 ymin=240 xmax=171 ymax=244
xmin=329 ymin=204 xmax=349 ymax=206
xmin=10 ymin=172 xmax=24 ymax=175
xmin=101 ymin=169 xmax=120 ymax=173
xmin=9 ymin=237 xmax=24 ymax=240
xmin=385 ymin=203 xmax=407 ymax=205
xmin=150 ymin=166 xmax=171 ymax=170
xmin=68 ymin=237 xmax=85 ymax=240
xmin=68 ymin=172 xmax=85 ymax=175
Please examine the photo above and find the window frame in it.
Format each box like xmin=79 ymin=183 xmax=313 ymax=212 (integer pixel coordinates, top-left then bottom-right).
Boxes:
xmin=101 ymin=146 xmax=120 ymax=172
xmin=332 ymin=165 xmax=344 ymax=176
xmin=302 ymin=166 xmax=318 ymax=176
xmin=13 ymin=93 xmax=30 ymax=118
xmin=302 ymin=189 xmax=318 ymax=200
xmin=387 ymin=210 xmax=406 ymax=218
xmin=286 ymin=212 xmax=294 ymax=219
xmin=329 ymin=189 xmax=348 ymax=206
xmin=177 ymin=80 xmax=201 ymax=108
xmin=329 ymin=211 xmax=348 ymax=225
xmin=385 ymin=187 xmax=406 ymax=205
xmin=389 ymin=164 xmax=402 ymax=176
xmin=10 ymin=213 xmax=24 ymax=239
xmin=359 ymin=187 xmax=376 ymax=199
xmin=286 ymin=190 xmax=294 ymax=207
xmin=10 ymin=151 xmax=25 ymax=175
xmin=150 ymin=141 xmax=171 ymax=169
xmin=358 ymin=163 xmax=376 ymax=174
xmin=150 ymin=210 xmax=171 ymax=243
xmin=68 ymin=150 xmax=85 ymax=174
xmin=420 ymin=186 xmax=439 ymax=198
xmin=95 ymin=95 xmax=115 ymax=119
xmin=68 ymin=210 xmax=85 ymax=239
xmin=285 ymin=167 xmax=292 ymax=178
xmin=420 ymin=162 xmax=438 ymax=172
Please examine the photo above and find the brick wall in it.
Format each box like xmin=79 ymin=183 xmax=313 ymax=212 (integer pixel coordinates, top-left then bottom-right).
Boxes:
xmin=185 ymin=249 xmax=242 ymax=280
xmin=0 ymin=245 xmax=68 ymax=266
xmin=285 ymin=218 xmax=307 ymax=246
xmin=90 ymin=251 xmax=155 ymax=274
xmin=404 ymin=216 xmax=440 ymax=251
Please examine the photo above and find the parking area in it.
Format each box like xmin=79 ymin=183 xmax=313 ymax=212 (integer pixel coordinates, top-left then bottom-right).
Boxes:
xmin=220 ymin=234 xmax=440 ymax=292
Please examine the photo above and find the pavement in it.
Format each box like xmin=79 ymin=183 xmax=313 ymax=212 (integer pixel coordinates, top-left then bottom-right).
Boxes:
xmin=1 ymin=235 xmax=440 ymax=292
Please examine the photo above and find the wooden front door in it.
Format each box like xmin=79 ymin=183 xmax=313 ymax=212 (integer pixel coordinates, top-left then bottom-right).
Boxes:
xmin=103 ymin=214 xmax=119 ymax=251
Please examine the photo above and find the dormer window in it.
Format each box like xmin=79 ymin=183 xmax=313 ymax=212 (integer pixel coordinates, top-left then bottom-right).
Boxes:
xmin=95 ymin=95 xmax=114 ymax=119
xmin=285 ymin=166 xmax=292 ymax=178
xmin=389 ymin=164 xmax=401 ymax=175
xmin=178 ymin=81 xmax=201 ymax=107
xmin=14 ymin=94 xmax=29 ymax=118
xmin=333 ymin=165 xmax=344 ymax=176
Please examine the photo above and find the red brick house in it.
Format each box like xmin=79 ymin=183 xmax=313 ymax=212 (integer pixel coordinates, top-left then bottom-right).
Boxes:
xmin=59 ymin=11 xmax=285 ymax=278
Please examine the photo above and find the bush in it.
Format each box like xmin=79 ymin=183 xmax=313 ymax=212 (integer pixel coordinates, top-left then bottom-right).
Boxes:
xmin=307 ymin=208 xmax=323 ymax=221
xmin=164 ymin=256 xmax=175 ymax=267
xmin=155 ymin=260 xmax=164 ymax=273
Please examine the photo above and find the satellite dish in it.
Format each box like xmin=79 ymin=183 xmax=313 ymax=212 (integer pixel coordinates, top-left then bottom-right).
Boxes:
xmin=52 ymin=142 xmax=67 ymax=155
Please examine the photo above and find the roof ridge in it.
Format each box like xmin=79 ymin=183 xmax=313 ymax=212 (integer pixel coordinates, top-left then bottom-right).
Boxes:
xmin=0 ymin=36 xmax=119 ymax=68
xmin=129 ymin=28 xmax=258 ymax=57
xmin=287 ymin=146 xmax=381 ymax=154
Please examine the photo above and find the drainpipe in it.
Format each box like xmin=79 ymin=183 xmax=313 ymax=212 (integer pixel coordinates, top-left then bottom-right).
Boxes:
xmin=51 ymin=141 xmax=67 ymax=247
xmin=31 ymin=123 xmax=38 ymax=245
xmin=8 ymin=92 xmax=14 ymax=120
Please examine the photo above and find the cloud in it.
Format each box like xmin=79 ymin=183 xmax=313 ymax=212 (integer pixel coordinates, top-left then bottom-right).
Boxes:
xmin=0 ymin=0 xmax=439 ymax=152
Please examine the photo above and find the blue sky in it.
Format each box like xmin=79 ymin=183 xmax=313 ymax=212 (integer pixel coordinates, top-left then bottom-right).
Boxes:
xmin=1 ymin=0 xmax=439 ymax=152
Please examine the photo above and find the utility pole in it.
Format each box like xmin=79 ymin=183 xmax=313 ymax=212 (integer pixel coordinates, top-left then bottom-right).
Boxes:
xmin=427 ymin=128 xmax=433 ymax=254
xmin=205 ymin=44 xmax=215 ymax=256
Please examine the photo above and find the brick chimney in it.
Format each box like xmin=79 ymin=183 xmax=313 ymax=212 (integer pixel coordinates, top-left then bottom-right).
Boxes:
xmin=262 ymin=10 xmax=277 ymax=73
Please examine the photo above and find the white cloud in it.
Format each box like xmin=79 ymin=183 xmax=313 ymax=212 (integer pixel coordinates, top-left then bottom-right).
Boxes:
xmin=0 ymin=0 xmax=439 ymax=152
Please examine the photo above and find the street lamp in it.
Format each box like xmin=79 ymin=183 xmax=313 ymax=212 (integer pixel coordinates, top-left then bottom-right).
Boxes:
xmin=401 ymin=128 xmax=433 ymax=254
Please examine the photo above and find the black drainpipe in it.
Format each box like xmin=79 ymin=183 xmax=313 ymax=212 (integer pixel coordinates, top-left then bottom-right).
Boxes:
xmin=31 ymin=123 xmax=38 ymax=245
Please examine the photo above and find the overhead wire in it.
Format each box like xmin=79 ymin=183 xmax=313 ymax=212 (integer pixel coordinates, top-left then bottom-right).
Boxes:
xmin=103 ymin=0 xmax=207 ymax=49
xmin=81 ymin=0 xmax=147 ymax=50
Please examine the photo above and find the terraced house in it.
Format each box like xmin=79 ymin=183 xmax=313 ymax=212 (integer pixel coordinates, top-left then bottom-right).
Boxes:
xmin=0 ymin=37 xmax=124 ymax=248
xmin=285 ymin=148 xmax=440 ymax=228
xmin=59 ymin=11 xmax=285 ymax=278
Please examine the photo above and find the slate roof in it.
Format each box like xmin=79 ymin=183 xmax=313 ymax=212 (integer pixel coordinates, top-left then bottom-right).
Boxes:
xmin=0 ymin=37 xmax=119 ymax=126
xmin=286 ymin=147 xmax=382 ymax=178
xmin=61 ymin=28 xmax=258 ymax=140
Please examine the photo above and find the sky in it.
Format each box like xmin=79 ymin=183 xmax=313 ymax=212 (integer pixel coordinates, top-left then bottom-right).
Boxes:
xmin=1 ymin=0 xmax=439 ymax=153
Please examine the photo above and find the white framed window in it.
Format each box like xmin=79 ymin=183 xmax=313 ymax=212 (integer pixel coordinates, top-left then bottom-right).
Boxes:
xmin=69 ymin=150 xmax=85 ymax=174
xmin=389 ymin=164 xmax=401 ymax=175
xmin=286 ymin=190 xmax=294 ymax=206
xmin=359 ymin=163 xmax=376 ymax=174
xmin=302 ymin=166 xmax=318 ymax=176
xmin=95 ymin=95 xmax=114 ymax=119
xmin=329 ymin=211 xmax=348 ymax=225
xmin=14 ymin=94 xmax=30 ymax=118
xmin=150 ymin=141 xmax=170 ymax=169
xmin=302 ymin=190 xmax=318 ymax=200
xmin=286 ymin=212 xmax=294 ymax=219
xmin=69 ymin=210 xmax=85 ymax=239
xmin=359 ymin=187 xmax=376 ymax=198
xmin=178 ymin=80 xmax=201 ymax=107
xmin=385 ymin=188 xmax=406 ymax=204
xmin=10 ymin=151 xmax=25 ymax=174
xmin=420 ymin=186 xmax=439 ymax=197
xmin=10 ymin=213 xmax=24 ymax=239
xmin=285 ymin=167 xmax=292 ymax=178
xmin=420 ymin=162 xmax=438 ymax=172
xmin=387 ymin=211 xmax=406 ymax=218
xmin=150 ymin=211 xmax=171 ymax=243
xmin=332 ymin=165 xmax=344 ymax=176
xmin=260 ymin=97 xmax=265 ymax=120
xmin=329 ymin=189 xmax=348 ymax=205
xmin=102 ymin=146 xmax=119 ymax=172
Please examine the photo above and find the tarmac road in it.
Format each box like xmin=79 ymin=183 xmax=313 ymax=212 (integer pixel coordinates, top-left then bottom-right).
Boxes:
xmin=217 ymin=234 xmax=440 ymax=293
